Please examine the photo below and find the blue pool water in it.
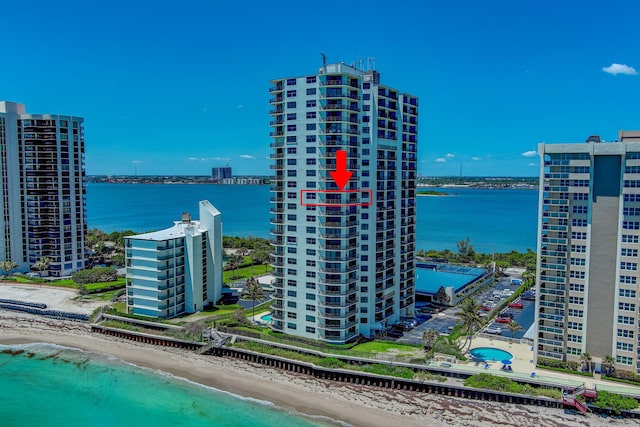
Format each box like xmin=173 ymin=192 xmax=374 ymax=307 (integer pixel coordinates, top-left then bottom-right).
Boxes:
xmin=469 ymin=347 xmax=513 ymax=362
xmin=261 ymin=313 xmax=272 ymax=322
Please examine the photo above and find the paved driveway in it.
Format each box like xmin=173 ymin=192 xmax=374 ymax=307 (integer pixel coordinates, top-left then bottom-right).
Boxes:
xmin=396 ymin=273 xmax=527 ymax=345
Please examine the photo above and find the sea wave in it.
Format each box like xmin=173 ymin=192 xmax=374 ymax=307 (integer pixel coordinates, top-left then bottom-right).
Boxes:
xmin=0 ymin=341 xmax=349 ymax=427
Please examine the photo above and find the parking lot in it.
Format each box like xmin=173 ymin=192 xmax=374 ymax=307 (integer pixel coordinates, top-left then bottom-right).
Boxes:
xmin=395 ymin=270 xmax=531 ymax=345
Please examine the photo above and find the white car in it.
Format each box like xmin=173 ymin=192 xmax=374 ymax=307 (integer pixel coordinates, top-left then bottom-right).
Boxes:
xmin=485 ymin=326 xmax=502 ymax=335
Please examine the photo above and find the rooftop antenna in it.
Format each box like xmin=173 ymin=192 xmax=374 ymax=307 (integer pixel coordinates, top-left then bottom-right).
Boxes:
xmin=321 ymin=52 xmax=327 ymax=72
xmin=367 ymin=57 xmax=376 ymax=71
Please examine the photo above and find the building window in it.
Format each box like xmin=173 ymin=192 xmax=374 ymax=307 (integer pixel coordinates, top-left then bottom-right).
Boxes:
xmin=306 ymin=123 xmax=316 ymax=130
xmin=287 ymin=290 xmax=297 ymax=297
xmin=616 ymin=355 xmax=633 ymax=365
xmin=619 ymin=302 xmax=636 ymax=311
xmin=287 ymin=113 xmax=297 ymax=120
xmin=619 ymin=289 xmax=637 ymax=298
xmin=618 ymin=315 xmax=635 ymax=325
xmin=306 ymin=88 xmax=316 ymax=95
xmin=620 ymin=275 xmax=637 ymax=284
xmin=286 ymin=101 xmax=296 ymax=108
xmin=306 ymin=76 xmax=316 ymax=84
xmin=306 ymin=111 xmax=316 ymax=119
xmin=286 ymin=136 xmax=297 ymax=142
xmin=620 ymin=262 xmax=638 ymax=271
xmin=306 ymin=100 xmax=316 ymax=108
xmin=287 ymin=323 xmax=297 ymax=330
xmin=306 ymin=293 xmax=316 ymax=300
xmin=287 ymin=78 xmax=297 ymax=85
xmin=617 ymin=329 xmax=634 ymax=338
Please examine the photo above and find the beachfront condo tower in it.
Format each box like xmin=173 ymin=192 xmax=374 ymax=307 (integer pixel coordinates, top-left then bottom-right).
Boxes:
xmin=0 ymin=101 xmax=86 ymax=277
xmin=125 ymin=200 xmax=223 ymax=318
xmin=269 ymin=62 xmax=418 ymax=344
xmin=536 ymin=131 xmax=640 ymax=374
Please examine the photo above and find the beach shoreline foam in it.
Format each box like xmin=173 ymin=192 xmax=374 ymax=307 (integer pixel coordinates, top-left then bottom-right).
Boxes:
xmin=0 ymin=313 xmax=634 ymax=427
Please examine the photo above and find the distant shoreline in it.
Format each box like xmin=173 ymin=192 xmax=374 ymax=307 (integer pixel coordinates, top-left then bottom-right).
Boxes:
xmin=417 ymin=190 xmax=450 ymax=197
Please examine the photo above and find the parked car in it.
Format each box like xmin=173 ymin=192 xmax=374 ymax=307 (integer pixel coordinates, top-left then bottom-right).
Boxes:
xmin=521 ymin=292 xmax=535 ymax=301
xmin=485 ymin=326 xmax=502 ymax=334
xmin=416 ymin=314 xmax=432 ymax=322
xmin=500 ymin=312 xmax=515 ymax=319
xmin=386 ymin=329 xmax=403 ymax=338
xmin=495 ymin=317 xmax=511 ymax=324
xmin=481 ymin=305 xmax=493 ymax=311
xmin=508 ymin=302 xmax=524 ymax=309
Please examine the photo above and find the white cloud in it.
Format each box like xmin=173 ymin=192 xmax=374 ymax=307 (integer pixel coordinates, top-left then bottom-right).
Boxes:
xmin=131 ymin=160 xmax=143 ymax=164
xmin=445 ymin=153 xmax=455 ymax=158
xmin=187 ymin=157 xmax=199 ymax=161
xmin=240 ymin=154 xmax=255 ymax=160
xmin=435 ymin=158 xmax=446 ymax=163
xmin=602 ymin=63 xmax=638 ymax=76
xmin=237 ymin=104 xmax=244 ymax=109
xmin=471 ymin=156 xmax=481 ymax=161
xmin=528 ymin=162 xmax=537 ymax=167
xmin=522 ymin=150 xmax=537 ymax=157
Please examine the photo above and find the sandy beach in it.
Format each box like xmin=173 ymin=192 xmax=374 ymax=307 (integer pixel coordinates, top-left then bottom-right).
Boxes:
xmin=0 ymin=313 xmax=633 ymax=427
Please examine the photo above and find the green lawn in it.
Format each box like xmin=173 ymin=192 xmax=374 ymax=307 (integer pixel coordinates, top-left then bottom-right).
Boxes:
xmin=224 ymin=264 xmax=271 ymax=284
xmin=351 ymin=340 xmax=422 ymax=353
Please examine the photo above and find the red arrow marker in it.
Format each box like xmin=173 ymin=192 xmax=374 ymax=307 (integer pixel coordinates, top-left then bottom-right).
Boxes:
xmin=330 ymin=150 xmax=353 ymax=191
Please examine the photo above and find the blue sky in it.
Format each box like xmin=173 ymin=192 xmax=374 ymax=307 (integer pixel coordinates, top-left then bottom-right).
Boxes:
xmin=2 ymin=0 xmax=639 ymax=177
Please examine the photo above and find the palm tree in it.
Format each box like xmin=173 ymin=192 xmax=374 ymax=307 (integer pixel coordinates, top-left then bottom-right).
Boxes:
xmin=243 ymin=276 xmax=264 ymax=320
xmin=506 ymin=320 xmax=524 ymax=342
xmin=229 ymin=253 xmax=244 ymax=279
xmin=580 ymin=352 xmax=593 ymax=373
xmin=455 ymin=298 xmax=483 ymax=352
xmin=0 ymin=260 xmax=19 ymax=276
xmin=603 ymin=355 xmax=616 ymax=376
xmin=422 ymin=329 xmax=440 ymax=351
xmin=32 ymin=257 xmax=51 ymax=277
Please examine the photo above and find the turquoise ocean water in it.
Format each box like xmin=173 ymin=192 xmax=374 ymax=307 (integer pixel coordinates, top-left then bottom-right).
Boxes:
xmin=0 ymin=343 xmax=338 ymax=427
xmin=86 ymin=184 xmax=539 ymax=252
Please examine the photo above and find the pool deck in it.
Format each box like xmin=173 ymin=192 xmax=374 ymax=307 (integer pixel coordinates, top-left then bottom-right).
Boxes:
xmin=447 ymin=337 xmax=640 ymax=396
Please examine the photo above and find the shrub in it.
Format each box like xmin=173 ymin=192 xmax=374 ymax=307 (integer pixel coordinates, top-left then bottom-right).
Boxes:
xmin=72 ymin=267 xmax=118 ymax=284
xmin=592 ymin=391 xmax=639 ymax=415
xmin=318 ymin=357 xmax=345 ymax=369
xmin=360 ymin=364 xmax=414 ymax=379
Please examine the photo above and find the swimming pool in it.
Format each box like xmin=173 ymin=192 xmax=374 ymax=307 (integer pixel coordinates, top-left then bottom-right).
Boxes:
xmin=469 ymin=347 xmax=513 ymax=362
xmin=260 ymin=313 xmax=272 ymax=322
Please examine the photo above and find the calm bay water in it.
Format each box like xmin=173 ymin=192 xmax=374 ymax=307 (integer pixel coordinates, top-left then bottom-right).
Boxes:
xmin=87 ymin=183 xmax=538 ymax=252
xmin=0 ymin=343 xmax=336 ymax=427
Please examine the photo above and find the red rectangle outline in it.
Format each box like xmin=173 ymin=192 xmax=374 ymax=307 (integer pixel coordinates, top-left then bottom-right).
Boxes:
xmin=300 ymin=189 xmax=372 ymax=207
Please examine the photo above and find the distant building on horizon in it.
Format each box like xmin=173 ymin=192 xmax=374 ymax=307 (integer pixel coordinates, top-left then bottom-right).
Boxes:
xmin=212 ymin=166 xmax=232 ymax=182
xmin=124 ymin=200 xmax=223 ymax=318
xmin=269 ymin=62 xmax=418 ymax=344
xmin=0 ymin=101 xmax=86 ymax=276
xmin=535 ymin=132 xmax=640 ymax=374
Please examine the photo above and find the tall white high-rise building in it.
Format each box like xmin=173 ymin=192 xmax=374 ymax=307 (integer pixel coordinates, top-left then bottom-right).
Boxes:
xmin=0 ymin=101 xmax=86 ymax=277
xmin=536 ymin=132 xmax=640 ymax=374
xmin=269 ymin=63 xmax=418 ymax=344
